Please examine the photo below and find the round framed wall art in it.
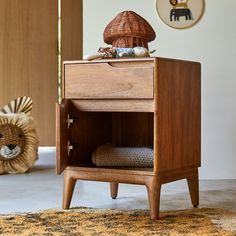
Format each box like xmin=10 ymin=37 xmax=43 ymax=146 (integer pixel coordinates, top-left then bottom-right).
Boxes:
xmin=156 ymin=0 xmax=205 ymax=29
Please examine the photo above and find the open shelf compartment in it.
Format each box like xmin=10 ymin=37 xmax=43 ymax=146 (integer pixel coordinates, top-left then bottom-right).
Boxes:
xmin=57 ymin=99 xmax=155 ymax=174
xmin=70 ymin=104 xmax=154 ymax=168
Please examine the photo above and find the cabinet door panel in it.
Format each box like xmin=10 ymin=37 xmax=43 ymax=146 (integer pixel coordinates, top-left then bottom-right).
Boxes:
xmin=56 ymin=100 xmax=69 ymax=174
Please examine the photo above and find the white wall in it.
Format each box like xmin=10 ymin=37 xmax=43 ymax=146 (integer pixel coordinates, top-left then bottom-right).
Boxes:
xmin=83 ymin=0 xmax=236 ymax=179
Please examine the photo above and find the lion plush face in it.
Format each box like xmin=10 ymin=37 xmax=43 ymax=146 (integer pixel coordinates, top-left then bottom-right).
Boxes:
xmin=0 ymin=124 xmax=26 ymax=160
xmin=0 ymin=96 xmax=38 ymax=174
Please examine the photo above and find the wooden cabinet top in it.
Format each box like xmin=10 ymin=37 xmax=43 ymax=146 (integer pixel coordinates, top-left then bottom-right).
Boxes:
xmin=63 ymin=57 xmax=200 ymax=65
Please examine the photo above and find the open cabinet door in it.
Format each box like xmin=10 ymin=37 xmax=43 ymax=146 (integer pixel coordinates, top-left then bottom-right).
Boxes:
xmin=56 ymin=99 xmax=69 ymax=174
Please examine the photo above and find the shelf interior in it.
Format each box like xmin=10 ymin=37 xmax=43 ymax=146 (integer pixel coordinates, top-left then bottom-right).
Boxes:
xmin=68 ymin=103 xmax=154 ymax=171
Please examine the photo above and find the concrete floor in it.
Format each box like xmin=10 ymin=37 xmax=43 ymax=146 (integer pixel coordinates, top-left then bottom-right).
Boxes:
xmin=0 ymin=148 xmax=236 ymax=214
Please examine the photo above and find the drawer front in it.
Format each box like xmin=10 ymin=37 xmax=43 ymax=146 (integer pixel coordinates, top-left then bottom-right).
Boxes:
xmin=64 ymin=61 xmax=154 ymax=99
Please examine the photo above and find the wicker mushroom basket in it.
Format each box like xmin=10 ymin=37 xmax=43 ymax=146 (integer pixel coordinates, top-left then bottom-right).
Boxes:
xmin=103 ymin=11 xmax=156 ymax=49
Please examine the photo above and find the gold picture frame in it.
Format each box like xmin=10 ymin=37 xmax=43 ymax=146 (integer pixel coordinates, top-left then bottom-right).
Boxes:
xmin=156 ymin=0 xmax=205 ymax=29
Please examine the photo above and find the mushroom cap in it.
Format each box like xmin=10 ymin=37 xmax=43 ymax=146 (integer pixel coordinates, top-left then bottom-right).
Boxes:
xmin=103 ymin=11 xmax=156 ymax=45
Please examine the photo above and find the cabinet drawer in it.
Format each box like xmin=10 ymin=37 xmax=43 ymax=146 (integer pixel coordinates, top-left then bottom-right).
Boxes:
xmin=64 ymin=61 xmax=154 ymax=99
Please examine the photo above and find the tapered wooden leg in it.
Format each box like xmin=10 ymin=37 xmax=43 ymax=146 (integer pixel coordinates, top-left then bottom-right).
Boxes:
xmin=62 ymin=171 xmax=76 ymax=209
xmin=110 ymin=182 xmax=119 ymax=199
xmin=187 ymin=170 xmax=199 ymax=207
xmin=146 ymin=177 xmax=161 ymax=220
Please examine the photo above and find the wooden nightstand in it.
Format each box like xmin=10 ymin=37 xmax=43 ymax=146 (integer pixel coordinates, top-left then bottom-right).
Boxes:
xmin=56 ymin=57 xmax=201 ymax=219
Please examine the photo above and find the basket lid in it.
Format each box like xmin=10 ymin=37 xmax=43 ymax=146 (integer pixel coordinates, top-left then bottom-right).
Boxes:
xmin=103 ymin=11 xmax=156 ymax=45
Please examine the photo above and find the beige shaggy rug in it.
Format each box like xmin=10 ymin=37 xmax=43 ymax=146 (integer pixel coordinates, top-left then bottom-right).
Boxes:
xmin=0 ymin=208 xmax=236 ymax=236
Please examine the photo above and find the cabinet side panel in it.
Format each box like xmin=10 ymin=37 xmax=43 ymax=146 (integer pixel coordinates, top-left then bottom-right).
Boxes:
xmin=157 ymin=58 xmax=201 ymax=172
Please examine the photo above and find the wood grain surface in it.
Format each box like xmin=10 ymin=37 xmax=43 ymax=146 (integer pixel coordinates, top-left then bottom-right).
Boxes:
xmin=0 ymin=0 xmax=58 ymax=145
xmin=156 ymin=58 xmax=201 ymax=172
xmin=64 ymin=62 xmax=154 ymax=99
xmin=0 ymin=0 xmax=83 ymax=145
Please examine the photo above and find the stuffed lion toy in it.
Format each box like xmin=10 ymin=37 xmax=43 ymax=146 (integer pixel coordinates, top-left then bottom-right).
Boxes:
xmin=0 ymin=96 xmax=38 ymax=174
